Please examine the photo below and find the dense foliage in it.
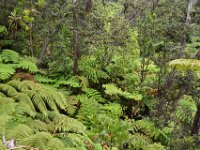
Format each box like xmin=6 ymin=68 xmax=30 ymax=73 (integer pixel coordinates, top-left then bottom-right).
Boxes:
xmin=0 ymin=0 xmax=200 ymax=149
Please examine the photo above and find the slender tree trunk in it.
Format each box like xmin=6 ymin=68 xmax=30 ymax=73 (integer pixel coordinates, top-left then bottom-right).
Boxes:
xmin=29 ymin=0 xmax=34 ymax=56
xmin=180 ymin=0 xmax=198 ymax=54
xmin=72 ymin=5 xmax=80 ymax=75
xmin=191 ymin=102 xmax=200 ymax=135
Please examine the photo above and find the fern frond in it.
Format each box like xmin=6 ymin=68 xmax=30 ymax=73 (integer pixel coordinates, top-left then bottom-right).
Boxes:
xmin=77 ymin=76 xmax=89 ymax=90
xmin=131 ymin=133 xmax=152 ymax=150
xmin=79 ymin=58 xmax=109 ymax=83
xmin=0 ymin=84 xmax=18 ymax=97
xmin=16 ymin=103 xmax=36 ymax=117
xmin=22 ymin=132 xmax=53 ymax=150
xmin=27 ymin=120 xmax=49 ymax=132
xmin=7 ymin=80 xmax=29 ymax=92
xmin=16 ymin=93 xmax=35 ymax=110
xmin=65 ymin=96 xmax=78 ymax=115
xmin=83 ymin=88 xmax=105 ymax=103
xmin=103 ymin=83 xmax=123 ymax=96
xmin=0 ymin=49 xmax=20 ymax=63
xmin=169 ymin=59 xmax=200 ymax=71
xmin=17 ymin=59 xmax=38 ymax=73
xmin=64 ymin=133 xmax=89 ymax=148
xmin=0 ymin=64 xmax=16 ymax=81
xmin=0 ymin=115 xmax=11 ymax=133
xmin=102 ymin=103 xmax=122 ymax=117
xmin=54 ymin=77 xmax=80 ymax=88
xmin=34 ymin=74 xmax=56 ymax=84
xmin=46 ymin=138 xmax=65 ymax=150
xmin=103 ymin=84 xmax=143 ymax=101
xmin=0 ymin=96 xmax=15 ymax=115
xmin=146 ymin=143 xmax=166 ymax=150
xmin=24 ymin=90 xmax=48 ymax=116
xmin=51 ymin=115 xmax=86 ymax=135
xmin=6 ymin=124 xmax=33 ymax=142
xmin=36 ymin=88 xmax=59 ymax=112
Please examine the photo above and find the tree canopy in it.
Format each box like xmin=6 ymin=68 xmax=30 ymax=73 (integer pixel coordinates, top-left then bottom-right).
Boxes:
xmin=0 ymin=0 xmax=200 ymax=149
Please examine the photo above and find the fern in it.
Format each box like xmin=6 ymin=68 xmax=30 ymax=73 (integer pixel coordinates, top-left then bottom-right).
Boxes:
xmin=46 ymin=138 xmax=65 ymax=150
xmin=22 ymin=132 xmax=53 ymax=149
xmin=50 ymin=115 xmax=86 ymax=135
xmin=17 ymin=58 xmax=38 ymax=73
xmin=54 ymin=77 xmax=80 ymax=88
xmin=76 ymin=94 xmax=101 ymax=125
xmin=6 ymin=124 xmax=33 ymax=141
xmin=146 ymin=143 xmax=166 ymax=150
xmin=0 ymin=96 xmax=15 ymax=115
xmin=102 ymin=103 xmax=122 ymax=117
xmin=103 ymin=83 xmax=143 ymax=101
xmin=169 ymin=59 xmax=200 ymax=71
xmin=79 ymin=58 xmax=109 ymax=83
xmin=0 ymin=64 xmax=16 ymax=81
xmin=131 ymin=133 xmax=152 ymax=150
xmin=34 ymin=74 xmax=56 ymax=84
xmin=103 ymin=83 xmax=123 ymax=96
xmin=83 ymin=88 xmax=105 ymax=103
xmin=0 ymin=49 xmax=20 ymax=63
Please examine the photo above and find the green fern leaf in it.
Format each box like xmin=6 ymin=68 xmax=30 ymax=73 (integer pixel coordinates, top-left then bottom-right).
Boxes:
xmin=17 ymin=59 xmax=38 ymax=73
xmin=35 ymin=74 xmax=56 ymax=84
xmin=7 ymin=124 xmax=33 ymax=141
xmin=169 ymin=59 xmax=200 ymax=71
xmin=0 ymin=64 xmax=16 ymax=81
xmin=46 ymin=138 xmax=65 ymax=150
xmin=0 ymin=49 xmax=20 ymax=63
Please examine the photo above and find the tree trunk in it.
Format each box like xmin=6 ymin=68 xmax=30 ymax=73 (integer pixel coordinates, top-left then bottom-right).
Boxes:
xmin=191 ymin=103 xmax=200 ymax=135
xmin=180 ymin=0 xmax=198 ymax=53
xmin=72 ymin=5 xmax=80 ymax=75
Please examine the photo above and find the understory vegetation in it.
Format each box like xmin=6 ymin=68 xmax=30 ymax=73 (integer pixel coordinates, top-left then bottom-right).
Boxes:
xmin=0 ymin=0 xmax=200 ymax=150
